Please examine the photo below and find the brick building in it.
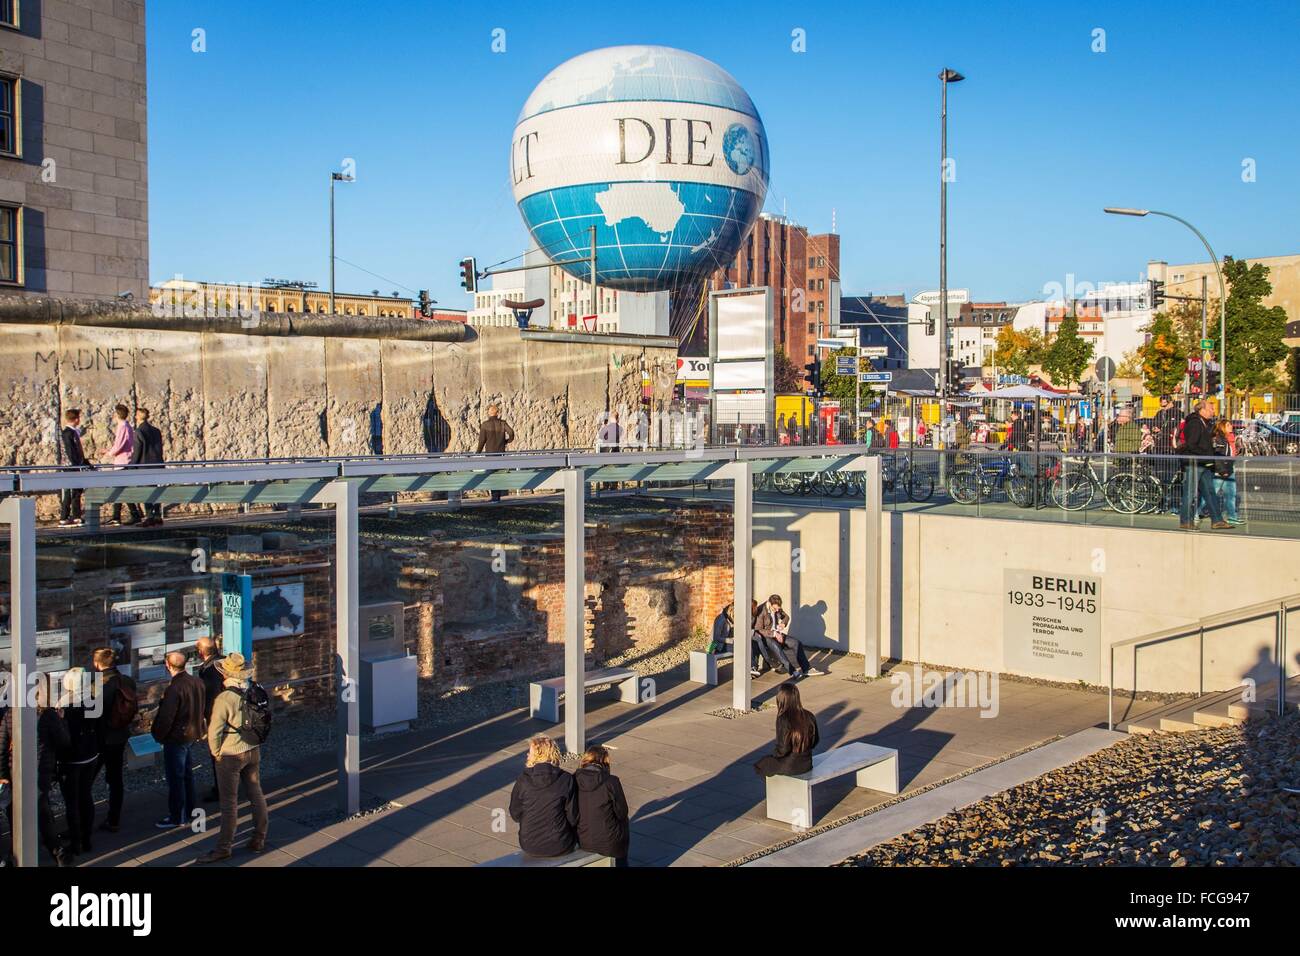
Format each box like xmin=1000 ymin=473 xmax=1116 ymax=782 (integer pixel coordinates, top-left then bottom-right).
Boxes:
xmin=0 ymin=0 xmax=149 ymax=300
xmin=706 ymin=213 xmax=840 ymax=384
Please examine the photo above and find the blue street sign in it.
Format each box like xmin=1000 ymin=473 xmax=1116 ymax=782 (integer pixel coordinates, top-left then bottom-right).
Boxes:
xmin=835 ymin=358 xmax=857 ymax=375
xmin=1079 ymin=403 xmax=1093 ymax=420
xmin=860 ymin=371 xmax=893 ymax=383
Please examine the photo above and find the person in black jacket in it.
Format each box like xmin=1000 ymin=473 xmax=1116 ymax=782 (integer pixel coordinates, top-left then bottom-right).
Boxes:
xmin=92 ymin=647 xmax=136 ymax=832
xmin=57 ymin=668 xmax=100 ymax=858
xmin=508 ymin=734 xmax=577 ymax=858
xmin=0 ymin=674 xmax=74 ymax=866
xmin=151 ymin=652 xmax=206 ymax=830
xmin=194 ymin=636 xmax=225 ymax=802
xmin=59 ymin=408 xmax=89 ymax=526
xmin=130 ymin=407 xmax=165 ymax=526
xmin=573 ymin=744 xmax=630 ymax=865
xmin=754 ymin=681 xmax=820 ymax=777
xmin=476 ymin=404 xmax=515 ymax=502
xmin=1002 ymin=410 xmax=1031 ymax=452
xmin=1176 ymin=401 xmax=1227 ymax=530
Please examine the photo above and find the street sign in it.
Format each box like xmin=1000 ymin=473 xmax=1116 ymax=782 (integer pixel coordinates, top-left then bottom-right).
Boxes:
xmin=1079 ymin=403 xmax=1093 ymax=420
xmin=1200 ymin=338 xmax=1215 ymax=350
xmin=860 ymin=371 xmax=892 ymax=383
xmin=1094 ymin=357 xmax=1116 ymax=381
xmin=835 ymin=358 xmax=857 ymax=375
xmin=860 ymin=346 xmax=890 ymax=357
xmin=817 ymin=338 xmax=850 ymax=349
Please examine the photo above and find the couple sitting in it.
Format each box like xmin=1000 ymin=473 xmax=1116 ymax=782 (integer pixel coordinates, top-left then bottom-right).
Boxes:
xmin=710 ymin=596 xmax=825 ymax=680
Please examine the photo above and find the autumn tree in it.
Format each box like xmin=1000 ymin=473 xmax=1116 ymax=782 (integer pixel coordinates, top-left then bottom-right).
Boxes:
xmin=993 ymin=325 xmax=1047 ymax=376
xmin=1137 ymin=313 xmax=1186 ymax=396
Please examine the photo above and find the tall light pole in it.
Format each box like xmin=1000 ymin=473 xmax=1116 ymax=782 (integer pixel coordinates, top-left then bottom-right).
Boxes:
xmin=330 ymin=171 xmax=355 ymax=314
xmin=938 ymin=68 xmax=964 ymax=397
xmin=1104 ymin=207 xmax=1227 ymax=405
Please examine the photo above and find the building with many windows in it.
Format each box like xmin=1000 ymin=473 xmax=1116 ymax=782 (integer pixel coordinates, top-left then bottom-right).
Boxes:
xmin=0 ymin=0 xmax=149 ymax=299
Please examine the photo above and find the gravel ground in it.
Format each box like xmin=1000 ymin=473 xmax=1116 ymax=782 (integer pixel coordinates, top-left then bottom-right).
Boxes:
xmin=840 ymin=713 xmax=1300 ymax=867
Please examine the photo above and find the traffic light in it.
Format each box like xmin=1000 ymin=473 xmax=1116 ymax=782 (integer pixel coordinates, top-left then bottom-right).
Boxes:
xmin=459 ymin=257 xmax=478 ymax=294
xmin=417 ymin=290 xmax=432 ymax=317
xmin=925 ymin=312 xmax=936 ymax=336
xmin=947 ymin=361 xmax=964 ymax=393
xmin=804 ymin=358 xmax=821 ymax=394
xmin=1148 ymin=278 xmax=1166 ymax=311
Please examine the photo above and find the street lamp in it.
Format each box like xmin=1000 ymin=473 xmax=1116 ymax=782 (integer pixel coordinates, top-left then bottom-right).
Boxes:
xmin=1103 ymin=207 xmax=1227 ymax=406
xmin=938 ymin=68 xmax=964 ymax=397
xmin=330 ymin=171 xmax=355 ymax=315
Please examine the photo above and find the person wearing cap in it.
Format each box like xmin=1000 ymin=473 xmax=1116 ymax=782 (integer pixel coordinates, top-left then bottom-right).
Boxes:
xmin=198 ymin=653 xmax=268 ymax=862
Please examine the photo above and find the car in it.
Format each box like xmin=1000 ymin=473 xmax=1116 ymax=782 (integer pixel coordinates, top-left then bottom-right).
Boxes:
xmin=1255 ymin=421 xmax=1300 ymax=455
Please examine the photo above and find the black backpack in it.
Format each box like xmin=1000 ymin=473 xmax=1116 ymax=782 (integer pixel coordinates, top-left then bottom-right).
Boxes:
xmin=225 ymin=681 xmax=272 ymax=745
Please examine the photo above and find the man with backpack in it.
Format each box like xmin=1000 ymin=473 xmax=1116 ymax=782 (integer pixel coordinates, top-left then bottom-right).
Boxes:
xmin=199 ymin=653 xmax=270 ymax=862
xmin=92 ymin=647 xmax=137 ymax=833
xmin=151 ymin=651 xmax=205 ymax=831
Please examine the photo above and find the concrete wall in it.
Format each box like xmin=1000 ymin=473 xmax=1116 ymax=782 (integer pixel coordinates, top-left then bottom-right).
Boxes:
xmin=0 ymin=322 xmax=676 ymax=467
xmin=752 ymin=502 xmax=1300 ymax=694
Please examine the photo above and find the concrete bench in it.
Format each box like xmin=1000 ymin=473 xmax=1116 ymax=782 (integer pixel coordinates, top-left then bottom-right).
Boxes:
xmin=529 ymin=667 xmax=641 ymax=723
xmin=689 ymin=648 xmax=734 ymax=685
xmin=479 ymin=847 xmax=614 ymax=867
xmin=765 ymin=741 xmax=899 ymax=827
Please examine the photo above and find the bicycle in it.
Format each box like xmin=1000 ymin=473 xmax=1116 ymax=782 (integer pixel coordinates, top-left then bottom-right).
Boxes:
xmin=946 ymin=455 xmax=1034 ymax=508
xmin=1050 ymin=455 xmax=1153 ymax=513
xmin=883 ymin=456 xmax=935 ymax=502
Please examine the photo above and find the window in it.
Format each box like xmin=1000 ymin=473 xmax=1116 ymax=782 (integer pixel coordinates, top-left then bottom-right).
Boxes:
xmin=0 ymin=1 xmax=17 ymax=30
xmin=0 ymin=203 xmax=20 ymax=284
xmin=0 ymin=73 xmax=19 ymax=157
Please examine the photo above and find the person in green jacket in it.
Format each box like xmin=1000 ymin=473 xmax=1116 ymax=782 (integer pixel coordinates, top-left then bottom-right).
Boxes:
xmin=1112 ymin=406 xmax=1143 ymax=454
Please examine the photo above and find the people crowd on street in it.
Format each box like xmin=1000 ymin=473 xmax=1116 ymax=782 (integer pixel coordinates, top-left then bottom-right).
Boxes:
xmin=56 ymin=403 xmax=168 ymax=528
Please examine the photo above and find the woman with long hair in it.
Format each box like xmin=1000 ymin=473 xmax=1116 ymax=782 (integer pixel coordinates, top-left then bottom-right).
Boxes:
xmin=573 ymin=744 xmax=630 ymax=866
xmin=508 ymin=734 xmax=578 ymax=858
xmin=1211 ymin=419 xmax=1243 ymax=525
xmin=753 ymin=681 xmax=820 ymax=777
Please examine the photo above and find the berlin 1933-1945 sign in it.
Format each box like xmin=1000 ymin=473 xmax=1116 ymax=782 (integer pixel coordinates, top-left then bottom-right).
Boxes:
xmin=1002 ymin=569 xmax=1102 ymax=684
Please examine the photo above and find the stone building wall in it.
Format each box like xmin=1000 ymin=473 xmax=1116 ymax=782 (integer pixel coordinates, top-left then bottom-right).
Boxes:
xmin=0 ymin=0 xmax=150 ymax=300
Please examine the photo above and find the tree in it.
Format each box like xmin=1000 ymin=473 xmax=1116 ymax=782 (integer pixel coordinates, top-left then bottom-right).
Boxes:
xmin=773 ymin=347 xmax=802 ymax=393
xmin=1137 ymin=312 xmax=1186 ymax=396
xmin=993 ymin=326 xmax=1046 ymax=376
xmin=1040 ymin=314 xmax=1094 ymax=388
xmin=1116 ymin=349 xmax=1142 ymax=379
xmin=1221 ymin=257 xmax=1288 ymax=393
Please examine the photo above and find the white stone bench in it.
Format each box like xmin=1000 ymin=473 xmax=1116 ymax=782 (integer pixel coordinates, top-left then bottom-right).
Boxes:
xmin=765 ymin=742 xmax=900 ymax=826
xmin=478 ymin=847 xmax=614 ymax=867
xmin=689 ymin=648 xmax=734 ymax=685
xmin=529 ymin=667 xmax=641 ymax=723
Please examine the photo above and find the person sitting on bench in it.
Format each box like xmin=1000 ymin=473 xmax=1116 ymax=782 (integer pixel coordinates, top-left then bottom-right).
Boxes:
xmin=749 ymin=599 xmax=783 ymax=678
xmin=755 ymin=595 xmax=824 ymax=678
xmin=754 ymin=681 xmax=820 ymax=777
xmin=574 ymin=744 xmax=630 ymax=867
xmin=509 ymin=735 xmax=578 ymax=858
xmin=709 ymin=603 xmax=734 ymax=654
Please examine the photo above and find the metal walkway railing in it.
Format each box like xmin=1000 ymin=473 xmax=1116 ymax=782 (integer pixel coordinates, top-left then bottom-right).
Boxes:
xmin=1108 ymin=593 xmax=1298 ymax=729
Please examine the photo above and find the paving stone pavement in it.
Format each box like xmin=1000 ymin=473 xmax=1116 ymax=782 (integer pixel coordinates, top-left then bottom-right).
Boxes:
xmin=66 ymin=654 xmax=1160 ymax=867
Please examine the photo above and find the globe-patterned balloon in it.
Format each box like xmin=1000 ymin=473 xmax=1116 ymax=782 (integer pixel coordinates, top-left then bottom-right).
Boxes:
xmin=511 ymin=46 xmax=770 ymax=293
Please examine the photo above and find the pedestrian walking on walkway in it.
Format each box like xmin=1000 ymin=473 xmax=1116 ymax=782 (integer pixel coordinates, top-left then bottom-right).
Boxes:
xmin=56 ymin=668 xmax=100 ymax=858
xmin=92 ymin=647 xmax=137 ymax=834
xmin=101 ymin=404 xmax=135 ymax=525
xmin=59 ymin=408 xmax=89 ymax=526
xmin=130 ymin=407 xmax=165 ymax=526
xmin=1176 ymin=400 xmax=1227 ymax=530
xmin=476 ymin=403 xmax=515 ymax=502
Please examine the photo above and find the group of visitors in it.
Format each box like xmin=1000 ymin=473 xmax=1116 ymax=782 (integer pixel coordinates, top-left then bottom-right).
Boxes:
xmin=861 ymin=418 xmax=901 ymax=449
xmin=0 ymin=638 xmax=269 ymax=867
xmin=58 ymin=404 xmax=165 ymax=528
xmin=509 ymin=736 xmax=630 ymax=865
xmin=710 ymin=596 xmax=826 ymax=680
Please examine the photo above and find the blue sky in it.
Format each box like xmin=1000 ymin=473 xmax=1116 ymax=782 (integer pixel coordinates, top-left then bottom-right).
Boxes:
xmin=147 ymin=0 xmax=1300 ymax=306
